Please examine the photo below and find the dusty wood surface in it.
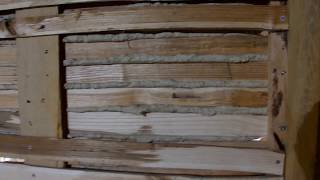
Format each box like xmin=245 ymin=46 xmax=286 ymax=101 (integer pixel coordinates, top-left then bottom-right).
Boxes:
xmin=64 ymin=33 xmax=267 ymax=65
xmin=0 ymin=135 xmax=284 ymax=176
xmin=68 ymin=112 xmax=268 ymax=142
xmin=16 ymin=7 xmax=65 ymax=168
xmin=67 ymin=88 xmax=268 ymax=109
xmin=267 ymin=33 xmax=288 ymax=150
xmin=66 ymin=62 xmax=267 ymax=88
xmin=285 ymin=0 xmax=320 ymax=179
xmin=0 ymin=4 xmax=287 ymax=38
xmin=0 ymin=90 xmax=18 ymax=109
xmin=0 ymin=0 xmax=184 ymax=11
xmin=0 ymin=40 xmax=17 ymax=89
xmin=0 ymin=163 xmax=284 ymax=180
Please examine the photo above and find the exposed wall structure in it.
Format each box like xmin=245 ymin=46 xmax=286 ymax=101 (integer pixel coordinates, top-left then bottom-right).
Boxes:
xmin=0 ymin=0 xmax=314 ymax=179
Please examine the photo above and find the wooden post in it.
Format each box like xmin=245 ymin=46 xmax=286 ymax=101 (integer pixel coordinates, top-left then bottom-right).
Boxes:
xmin=16 ymin=7 xmax=65 ymax=167
xmin=286 ymin=0 xmax=320 ymax=179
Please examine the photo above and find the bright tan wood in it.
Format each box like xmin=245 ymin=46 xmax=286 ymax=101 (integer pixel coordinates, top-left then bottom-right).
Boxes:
xmin=286 ymin=0 xmax=320 ymax=179
xmin=66 ymin=62 xmax=268 ymax=84
xmin=68 ymin=88 xmax=268 ymax=108
xmin=0 ymin=90 xmax=18 ymax=109
xmin=0 ymin=135 xmax=284 ymax=176
xmin=65 ymin=33 xmax=267 ymax=62
xmin=267 ymin=33 xmax=288 ymax=150
xmin=0 ymin=4 xmax=288 ymax=39
xmin=68 ymin=112 xmax=268 ymax=141
xmin=0 ymin=163 xmax=284 ymax=180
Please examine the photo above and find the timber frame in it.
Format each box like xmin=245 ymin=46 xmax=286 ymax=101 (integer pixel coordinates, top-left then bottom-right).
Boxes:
xmin=0 ymin=0 xmax=318 ymax=180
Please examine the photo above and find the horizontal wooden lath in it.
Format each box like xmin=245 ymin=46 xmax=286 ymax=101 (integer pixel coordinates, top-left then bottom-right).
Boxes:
xmin=0 ymin=90 xmax=17 ymax=109
xmin=65 ymin=33 xmax=268 ymax=65
xmin=67 ymin=88 xmax=268 ymax=109
xmin=0 ymin=135 xmax=284 ymax=175
xmin=69 ymin=112 xmax=268 ymax=142
xmin=66 ymin=62 xmax=268 ymax=86
xmin=0 ymin=4 xmax=288 ymax=38
xmin=0 ymin=163 xmax=284 ymax=180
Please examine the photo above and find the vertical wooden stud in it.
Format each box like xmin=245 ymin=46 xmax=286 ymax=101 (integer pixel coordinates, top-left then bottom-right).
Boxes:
xmin=286 ymin=0 xmax=320 ymax=179
xmin=16 ymin=7 xmax=64 ymax=167
xmin=268 ymin=32 xmax=288 ymax=151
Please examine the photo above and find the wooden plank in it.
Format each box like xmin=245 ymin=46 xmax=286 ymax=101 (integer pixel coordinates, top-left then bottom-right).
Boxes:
xmin=0 ymin=67 xmax=17 ymax=86
xmin=285 ymin=0 xmax=320 ymax=179
xmin=0 ymin=40 xmax=16 ymax=66
xmin=0 ymin=164 xmax=284 ymax=180
xmin=0 ymin=0 xmax=183 ymax=11
xmin=16 ymin=6 xmax=64 ymax=168
xmin=0 ymin=4 xmax=288 ymax=39
xmin=64 ymin=33 xmax=267 ymax=65
xmin=67 ymin=88 xmax=268 ymax=109
xmin=267 ymin=32 xmax=288 ymax=150
xmin=68 ymin=112 xmax=268 ymax=142
xmin=66 ymin=62 xmax=268 ymax=88
xmin=17 ymin=35 xmax=62 ymax=138
xmin=0 ymin=135 xmax=284 ymax=176
xmin=0 ymin=111 xmax=19 ymax=135
xmin=0 ymin=90 xmax=18 ymax=109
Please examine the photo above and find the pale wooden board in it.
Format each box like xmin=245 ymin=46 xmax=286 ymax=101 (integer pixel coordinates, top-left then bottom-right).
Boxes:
xmin=0 ymin=40 xmax=16 ymax=66
xmin=17 ymin=34 xmax=62 ymax=138
xmin=68 ymin=112 xmax=268 ymax=141
xmin=267 ymin=33 xmax=288 ymax=150
xmin=286 ymin=0 xmax=320 ymax=179
xmin=0 ymin=0 xmax=183 ymax=11
xmin=68 ymin=88 xmax=268 ymax=109
xmin=16 ymin=7 xmax=64 ymax=168
xmin=0 ymin=4 xmax=288 ymax=39
xmin=0 ymin=67 xmax=17 ymax=86
xmin=0 ymin=135 xmax=284 ymax=176
xmin=66 ymin=62 xmax=268 ymax=84
xmin=65 ymin=33 xmax=267 ymax=63
xmin=0 ymin=90 xmax=18 ymax=109
xmin=0 ymin=163 xmax=284 ymax=180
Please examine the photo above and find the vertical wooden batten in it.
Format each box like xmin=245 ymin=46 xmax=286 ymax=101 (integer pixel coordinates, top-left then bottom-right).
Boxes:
xmin=286 ymin=0 xmax=320 ymax=179
xmin=16 ymin=7 xmax=65 ymax=167
xmin=268 ymin=32 xmax=288 ymax=151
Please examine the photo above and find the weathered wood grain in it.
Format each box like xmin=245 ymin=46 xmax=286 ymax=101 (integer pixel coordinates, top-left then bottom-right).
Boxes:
xmin=0 ymin=111 xmax=19 ymax=135
xmin=65 ymin=33 xmax=267 ymax=65
xmin=286 ymin=0 xmax=320 ymax=179
xmin=66 ymin=62 xmax=268 ymax=87
xmin=68 ymin=112 xmax=268 ymax=142
xmin=267 ymin=33 xmax=288 ymax=150
xmin=0 ymin=90 xmax=18 ymax=109
xmin=0 ymin=135 xmax=284 ymax=175
xmin=67 ymin=88 xmax=268 ymax=109
xmin=0 ymin=40 xmax=16 ymax=67
xmin=0 ymin=163 xmax=284 ymax=180
xmin=0 ymin=0 xmax=185 ymax=11
xmin=0 ymin=4 xmax=287 ymax=39
xmin=0 ymin=67 xmax=17 ymax=86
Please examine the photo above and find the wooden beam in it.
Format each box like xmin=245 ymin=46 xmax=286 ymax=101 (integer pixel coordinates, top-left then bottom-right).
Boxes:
xmin=0 ymin=163 xmax=284 ymax=180
xmin=285 ymin=0 xmax=320 ymax=179
xmin=0 ymin=135 xmax=284 ymax=176
xmin=0 ymin=4 xmax=287 ymax=39
xmin=16 ymin=7 xmax=65 ymax=168
xmin=267 ymin=32 xmax=288 ymax=150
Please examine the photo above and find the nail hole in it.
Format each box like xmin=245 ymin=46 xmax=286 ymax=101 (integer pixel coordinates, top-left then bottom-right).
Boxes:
xmin=44 ymin=50 xmax=48 ymax=54
xmin=38 ymin=24 xmax=46 ymax=30
xmin=41 ymin=98 xmax=46 ymax=103
xmin=32 ymin=173 xmax=36 ymax=178
xmin=276 ymin=160 xmax=281 ymax=164
xmin=26 ymin=100 xmax=31 ymax=103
